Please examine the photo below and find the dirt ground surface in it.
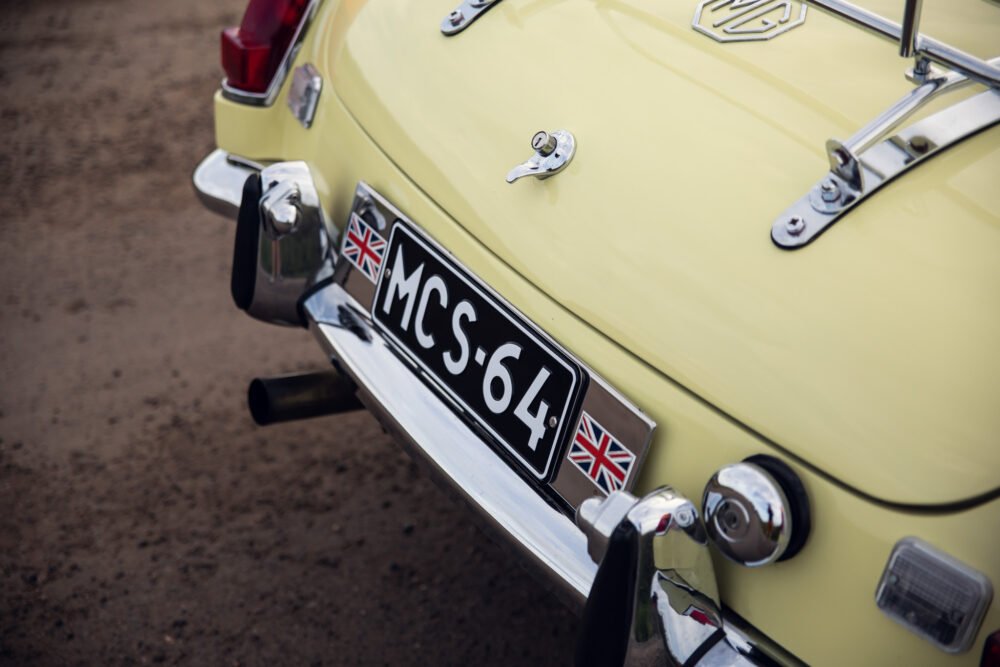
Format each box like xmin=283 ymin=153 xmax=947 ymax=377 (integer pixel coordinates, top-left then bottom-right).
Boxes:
xmin=0 ymin=1 xmax=579 ymax=664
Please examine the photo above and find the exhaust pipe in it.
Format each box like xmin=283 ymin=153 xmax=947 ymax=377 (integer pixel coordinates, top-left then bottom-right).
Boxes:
xmin=248 ymin=370 xmax=364 ymax=426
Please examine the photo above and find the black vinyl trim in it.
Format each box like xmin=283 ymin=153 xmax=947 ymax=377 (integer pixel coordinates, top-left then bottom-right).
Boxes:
xmin=575 ymin=522 xmax=637 ymax=667
xmin=231 ymin=173 xmax=262 ymax=312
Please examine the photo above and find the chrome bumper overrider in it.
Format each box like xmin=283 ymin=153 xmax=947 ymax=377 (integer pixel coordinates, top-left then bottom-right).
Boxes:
xmin=194 ymin=150 xmax=801 ymax=667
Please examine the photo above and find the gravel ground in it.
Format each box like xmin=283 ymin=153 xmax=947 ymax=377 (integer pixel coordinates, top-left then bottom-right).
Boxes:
xmin=0 ymin=1 xmax=578 ymax=664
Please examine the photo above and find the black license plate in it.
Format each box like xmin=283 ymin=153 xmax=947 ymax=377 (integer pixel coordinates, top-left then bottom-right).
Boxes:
xmin=372 ymin=221 xmax=584 ymax=480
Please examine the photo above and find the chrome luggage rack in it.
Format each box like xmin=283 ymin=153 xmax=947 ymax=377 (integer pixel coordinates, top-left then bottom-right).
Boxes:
xmin=772 ymin=0 xmax=1000 ymax=249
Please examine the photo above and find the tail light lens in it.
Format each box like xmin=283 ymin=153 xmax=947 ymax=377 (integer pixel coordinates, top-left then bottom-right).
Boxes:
xmin=983 ymin=631 xmax=1000 ymax=667
xmin=222 ymin=0 xmax=311 ymax=94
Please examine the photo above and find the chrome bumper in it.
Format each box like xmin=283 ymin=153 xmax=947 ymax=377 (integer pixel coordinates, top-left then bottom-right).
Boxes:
xmin=303 ymin=282 xmax=601 ymax=598
xmin=302 ymin=282 xmax=800 ymax=667
xmin=193 ymin=149 xmax=801 ymax=667
xmin=192 ymin=149 xmax=261 ymax=218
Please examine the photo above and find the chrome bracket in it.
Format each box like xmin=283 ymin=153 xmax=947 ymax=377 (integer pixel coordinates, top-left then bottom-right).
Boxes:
xmin=772 ymin=80 xmax=1000 ymax=249
xmin=440 ymin=0 xmax=503 ymax=36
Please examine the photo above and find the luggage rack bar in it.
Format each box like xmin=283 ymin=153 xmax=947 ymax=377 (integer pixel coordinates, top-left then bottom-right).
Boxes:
xmin=808 ymin=0 xmax=1000 ymax=88
xmin=771 ymin=0 xmax=1000 ymax=249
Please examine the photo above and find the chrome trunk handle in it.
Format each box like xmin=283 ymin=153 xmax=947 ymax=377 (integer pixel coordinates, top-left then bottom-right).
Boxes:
xmin=505 ymin=130 xmax=576 ymax=184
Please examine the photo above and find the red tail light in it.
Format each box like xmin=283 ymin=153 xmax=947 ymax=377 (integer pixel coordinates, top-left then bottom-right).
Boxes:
xmin=221 ymin=0 xmax=311 ymax=94
xmin=983 ymin=631 xmax=1000 ymax=667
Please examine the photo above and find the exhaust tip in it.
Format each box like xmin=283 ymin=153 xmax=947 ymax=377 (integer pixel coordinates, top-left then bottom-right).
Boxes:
xmin=247 ymin=377 xmax=274 ymax=426
xmin=247 ymin=370 xmax=364 ymax=426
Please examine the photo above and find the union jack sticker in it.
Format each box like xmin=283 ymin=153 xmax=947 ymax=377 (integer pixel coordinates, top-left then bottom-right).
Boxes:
xmin=568 ymin=412 xmax=636 ymax=495
xmin=342 ymin=212 xmax=387 ymax=283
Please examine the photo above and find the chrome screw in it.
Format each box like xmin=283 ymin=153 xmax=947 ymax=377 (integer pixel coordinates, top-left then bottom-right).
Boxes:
xmin=674 ymin=506 xmax=695 ymax=528
xmin=547 ymin=416 xmax=558 ymax=428
xmin=910 ymin=135 xmax=930 ymax=154
xmin=820 ymin=179 xmax=841 ymax=202
xmin=448 ymin=10 xmax=464 ymax=26
xmin=785 ymin=216 xmax=806 ymax=237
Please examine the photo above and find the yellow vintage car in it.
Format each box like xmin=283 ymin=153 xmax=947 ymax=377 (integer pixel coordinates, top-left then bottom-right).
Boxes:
xmin=193 ymin=0 xmax=1000 ymax=664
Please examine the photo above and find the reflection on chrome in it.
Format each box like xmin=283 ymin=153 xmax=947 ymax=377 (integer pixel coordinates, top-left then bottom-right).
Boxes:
xmin=303 ymin=283 xmax=598 ymax=600
xmin=576 ymin=489 xmax=802 ymax=666
xmin=703 ymin=462 xmax=796 ymax=568
xmin=242 ymin=162 xmax=332 ymax=326
xmin=577 ymin=488 xmax=723 ymax=666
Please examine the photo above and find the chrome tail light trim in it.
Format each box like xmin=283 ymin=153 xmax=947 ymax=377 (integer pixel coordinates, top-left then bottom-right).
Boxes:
xmin=221 ymin=0 xmax=322 ymax=107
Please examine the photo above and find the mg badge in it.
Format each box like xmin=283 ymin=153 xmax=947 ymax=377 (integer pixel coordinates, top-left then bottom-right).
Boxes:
xmin=693 ymin=0 xmax=807 ymax=42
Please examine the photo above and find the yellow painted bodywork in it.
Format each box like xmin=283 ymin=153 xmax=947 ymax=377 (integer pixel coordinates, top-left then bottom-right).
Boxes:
xmin=213 ymin=0 xmax=1000 ymax=663
xmin=320 ymin=0 xmax=1000 ymax=508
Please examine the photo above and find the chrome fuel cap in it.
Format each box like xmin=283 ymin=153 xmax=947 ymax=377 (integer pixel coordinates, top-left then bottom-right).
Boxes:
xmin=702 ymin=459 xmax=803 ymax=567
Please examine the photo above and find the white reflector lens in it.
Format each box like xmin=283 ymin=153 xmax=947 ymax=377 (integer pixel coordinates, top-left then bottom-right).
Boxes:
xmin=875 ymin=537 xmax=993 ymax=653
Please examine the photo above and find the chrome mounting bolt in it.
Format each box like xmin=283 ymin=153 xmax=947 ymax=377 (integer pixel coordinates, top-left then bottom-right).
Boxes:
xmin=910 ymin=135 xmax=930 ymax=154
xmin=785 ymin=216 xmax=806 ymax=237
xmin=448 ymin=10 xmax=464 ymax=26
xmin=674 ymin=506 xmax=696 ymax=528
xmin=820 ymin=179 xmax=841 ymax=203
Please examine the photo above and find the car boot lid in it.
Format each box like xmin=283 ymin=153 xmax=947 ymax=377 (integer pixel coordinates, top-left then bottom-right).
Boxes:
xmin=318 ymin=0 xmax=1000 ymax=507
